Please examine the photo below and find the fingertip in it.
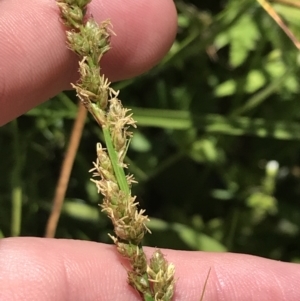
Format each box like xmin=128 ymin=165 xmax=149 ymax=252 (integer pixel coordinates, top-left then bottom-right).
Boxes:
xmin=1 ymin=238 xmax=300 ymax=301
xmin=0 ymin=238 xmax=140 ymax=301
xmin=91 ymin=0 xmax=178 ymax=81
xmin=0 ymin=0 xmax=177 ymax=124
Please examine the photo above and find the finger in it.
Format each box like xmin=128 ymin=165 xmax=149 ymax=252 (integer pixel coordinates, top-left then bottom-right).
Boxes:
xmin=0 ymin=0 xmax=177 ymax=125
xmin=0 ymin=237 xmax=299 ymax=301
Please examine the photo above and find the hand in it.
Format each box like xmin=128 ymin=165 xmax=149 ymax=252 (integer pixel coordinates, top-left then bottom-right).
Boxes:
xmin=1 ymin=237 xmax=299 ymax=301
xmin=0 ymin=0 xmax=177 ymax=125
xmin=1 ymin=1 xmax=299 ymax=301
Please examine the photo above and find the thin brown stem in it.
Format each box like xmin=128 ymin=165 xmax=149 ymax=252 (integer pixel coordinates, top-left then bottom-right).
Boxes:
xmin=45 ymin=101 xmax=87 ymax=238
xmin=257 ymin=0 xmax=300 ymax=49
xmin=270 ymin=0 xmax=300 ymax=9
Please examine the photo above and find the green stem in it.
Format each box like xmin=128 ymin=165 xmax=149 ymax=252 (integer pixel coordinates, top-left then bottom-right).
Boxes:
xmin=11 ymin=119 xmax=22 ymax=237
xmin=230 ymin=69 xmax=292 ymax=116
xmin=225 ymin=208 xmax=239 ymax=250
xmin=11 ymin=187 xmax=22 ymax=237
xmin=103 ymin=127 xmax=130 ymax=194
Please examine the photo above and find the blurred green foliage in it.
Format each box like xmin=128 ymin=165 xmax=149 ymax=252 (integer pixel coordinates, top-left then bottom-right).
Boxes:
xmin=1 ymin=0 xmax=300 ymax=262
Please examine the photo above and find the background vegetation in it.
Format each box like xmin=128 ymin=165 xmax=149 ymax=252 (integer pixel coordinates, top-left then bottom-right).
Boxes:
xmin=1 ymin=0 xmax=300 ymax=262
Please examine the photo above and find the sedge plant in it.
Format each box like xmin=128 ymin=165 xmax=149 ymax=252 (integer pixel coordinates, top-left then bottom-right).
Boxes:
xmin=56 ymin=0 xmax=175 ymax=300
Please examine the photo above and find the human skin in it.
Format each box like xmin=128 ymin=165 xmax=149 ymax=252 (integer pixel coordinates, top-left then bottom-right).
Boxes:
xmin=0 ymin=0 xmax=176 ymax=125
xmin=0 ymin=0 xmax=299 ymax=300
xmin=1 ymin=237 xmax=300 ymax=301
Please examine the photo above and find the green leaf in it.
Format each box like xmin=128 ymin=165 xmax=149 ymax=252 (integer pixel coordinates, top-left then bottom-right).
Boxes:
xmin=130 ymin=131 xmax=152 ymax=152
xmin=147 ymin=219 xmax=227 ymax=252
xmin=273 ymin=3 xmax=300 ymax=28
xmin=147 ymin=218 xmax=170 ymax=231
xmin=171 ymin=223 xmax=227 ymax=252
xmin=131 ymin=107 xmax=300 ymax=140
xmin=229 ymin=14 xmax=260 ymax=67
xmin=245 ymin=69 xmax=266 ymax=93
xmin=214 ymin=80 xmax=236 ymax=97
xmin=62 ymin=200 xmax=99 ymax=222
xmin=189 ymin=137 xmax=224 ymax=164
